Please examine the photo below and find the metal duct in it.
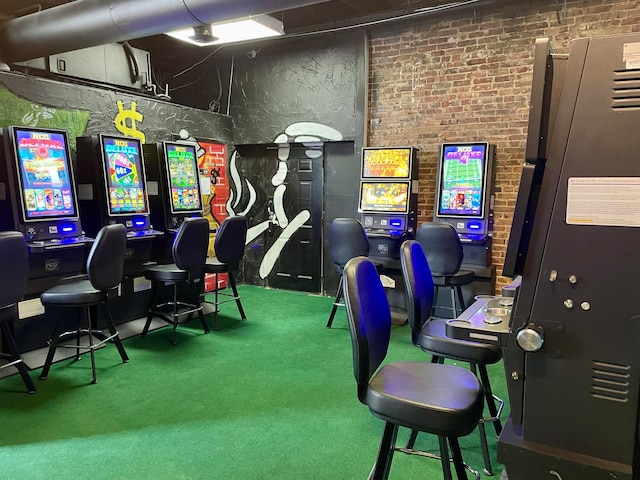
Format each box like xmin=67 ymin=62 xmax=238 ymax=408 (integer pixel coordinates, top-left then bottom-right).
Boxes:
xmin=0 ymin=0 xmax=330 ymax=63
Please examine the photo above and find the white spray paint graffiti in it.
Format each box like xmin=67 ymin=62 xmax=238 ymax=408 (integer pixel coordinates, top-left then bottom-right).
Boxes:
xmin=228 ymin=121 xmax=343 ymax=279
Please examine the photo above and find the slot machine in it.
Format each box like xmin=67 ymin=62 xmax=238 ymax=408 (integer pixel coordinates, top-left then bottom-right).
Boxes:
xmin=143 ymin=140 xmax=204 ymax=263
xmin=75 ymin=134 xmax=162 ymax=276
xmin=358 ymin=146 xmax=418 ymax=262
xmin=447 ymin=34 xmax=640 ymax=479
xmin=0 ymin=125 xmax=92 ymax=295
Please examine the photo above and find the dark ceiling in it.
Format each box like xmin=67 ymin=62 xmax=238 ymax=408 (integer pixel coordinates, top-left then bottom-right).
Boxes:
xmin=0 ymin=0 xmax=486 ymax=59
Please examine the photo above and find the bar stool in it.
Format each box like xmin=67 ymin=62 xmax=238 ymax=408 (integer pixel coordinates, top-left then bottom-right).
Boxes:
xmin=203 ymin=216 xmax=248 ymax=330
xmin=142 ymin=217 xmax=210 ymax=344
xmin=401 ymin=239 xmax=504 ymax=475
xmin=415 ymin=222 xmax=475 ymax=318
xmin=40 ymin=224 xmax=129 ymax=385
xmin=0 ymin=231 xmax=36 ymax=394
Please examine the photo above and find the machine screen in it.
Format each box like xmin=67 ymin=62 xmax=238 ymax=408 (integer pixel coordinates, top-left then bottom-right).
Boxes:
xmin=436 ymin=143 xmax=487 ymax=218
xmin=101 ymin=135 xmax=149 ymax=215
xmin=164 ymin=142 xmax=203 ymax=214
xmin=358 ymin=181 xmax=410 ymax=213
xmin=361 ymin=147 xmax=412 ymax=179
xmin=11 ymin=126 xmax=78 ymax=221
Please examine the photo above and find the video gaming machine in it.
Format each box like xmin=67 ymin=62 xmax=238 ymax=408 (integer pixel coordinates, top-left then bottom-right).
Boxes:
xmin=143 ymin=140 xmax=204 ymax=263
xmin=447 ymin=34 xmax=640 ymax=479
xmin=358 ymin=146 xmax=418 ymax=261
xmin=434 ymin=141 xmax=496 ymax=268
xmin=0 ymin=125 xmax=92 ymax=295
xmin=75 ymin=134 xmax=162 ymax=276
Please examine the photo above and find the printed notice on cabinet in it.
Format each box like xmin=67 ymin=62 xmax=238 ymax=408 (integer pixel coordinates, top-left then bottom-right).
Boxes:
xmin=566 ymin=177 xmax=640 ymax=227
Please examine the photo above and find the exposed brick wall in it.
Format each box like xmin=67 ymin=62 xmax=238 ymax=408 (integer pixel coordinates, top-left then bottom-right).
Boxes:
xmin=367 ymin=0 xmax=640 ymax=292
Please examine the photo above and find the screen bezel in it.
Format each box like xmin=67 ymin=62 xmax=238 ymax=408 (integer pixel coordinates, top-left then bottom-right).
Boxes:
xmin=9 ymin=125 xmax=80 ymax=223
xmin=357 ymin=180 xmax=411 ymax=214
xmin=99 ymin=134 xmax=150 ymax=217
xmin=435 ymin=141 xmax=489 ymax=219
xmin=361 ymin=146 xmax=413 ymax=179
xmin=163 ymin=140 xmax=204 ymax=215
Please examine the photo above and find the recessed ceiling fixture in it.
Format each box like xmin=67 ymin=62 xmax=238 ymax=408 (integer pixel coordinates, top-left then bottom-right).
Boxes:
xmin=166 ymin=15 xmax=284 ymax=47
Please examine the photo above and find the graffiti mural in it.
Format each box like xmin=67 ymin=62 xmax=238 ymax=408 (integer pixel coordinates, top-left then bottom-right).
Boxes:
xmin=114 ymin=100 xmax=146 ymax=142
xmin=228 ymin=121 xmax=342 ymax=281
xmin=0 ymin=85 xmax=90 ymax=149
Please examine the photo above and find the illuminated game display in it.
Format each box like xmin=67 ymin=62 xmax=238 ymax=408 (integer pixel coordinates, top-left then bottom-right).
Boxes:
xmin=358 ymin=181 xmax=410 ymax=214
xmin=12 ymin=127 xmax=78 ymax=221
xmin=436 ymin=142 xmax=488 ymax=218
xmin=164 ymin=142 xmax=202 ymax=214
xmin=361 ymin=147 xmax=413 ymax=179
xmin=101 ymin=135 xmax=149 ymax=216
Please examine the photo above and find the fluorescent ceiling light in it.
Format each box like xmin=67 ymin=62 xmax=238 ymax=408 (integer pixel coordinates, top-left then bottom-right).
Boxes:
xmin=166 ymin=15 xmax=284 ymax=47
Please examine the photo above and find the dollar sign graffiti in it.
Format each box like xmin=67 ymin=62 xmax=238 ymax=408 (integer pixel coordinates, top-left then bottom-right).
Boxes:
xmin=114 ymin=100 xmax=146 ymax=142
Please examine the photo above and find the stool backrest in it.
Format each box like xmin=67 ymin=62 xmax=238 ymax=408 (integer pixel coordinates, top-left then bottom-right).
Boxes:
xmin=343 ymin=256 xmax=391 ymax=404
xmin=173 ymin=217 xmax=210 ymax=275
xmin=329 ymin=218 xmax=370 ymax=270
xmin=0 ymin=231 xmax=29 ymax=309
xmin=415 ymin=222 xmax=463 ymax=276
xmin=87 ymin=224 xmax=127 ymax=291
xmin=400 ymin=240 xmax=435 ymax=345
xmin=214 ymin=216 xmax=248 ymax=267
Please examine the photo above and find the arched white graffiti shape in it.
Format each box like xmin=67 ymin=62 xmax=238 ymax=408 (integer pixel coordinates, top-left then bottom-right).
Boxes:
xmin=228 ymin=150 xmax=257 ymax=214
xmin=259 ymin=210 xmax=311 ymax=279
xmin=273 ymin=184 xmax=288 ymax=227
xmin=284 ymin=122 xmax=343 ymax=141
xmin=272 ymin=161 xmax=288 ymax=186
xmin=246 ymin=221 xmax=271 ymax=245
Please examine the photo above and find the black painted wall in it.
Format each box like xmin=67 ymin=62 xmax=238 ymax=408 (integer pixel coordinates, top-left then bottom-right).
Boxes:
xmin=171 ymin=31 xmax=367 ymax=294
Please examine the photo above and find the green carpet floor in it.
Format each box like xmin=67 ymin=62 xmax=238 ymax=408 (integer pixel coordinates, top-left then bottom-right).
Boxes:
xmin=0 ymin=285 xmax=508 ymax=479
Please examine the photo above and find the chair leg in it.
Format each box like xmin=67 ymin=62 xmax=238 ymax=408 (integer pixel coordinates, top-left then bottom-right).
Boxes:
xmin=228 ymin=272 xmax=246 ymax=321
xmin=213 ymin=273 xmax=220 ymax=330
xmin=100 ymin=303 xmax=129 ymax=363
xmin=40 ymin=308 xmax=65 ymax=380
xmin=326 ymin=277 xmax=343 ymax=329
xmin=438 ymin=435 xmax=453 ymax=480
xmin=141 ymin=281 xmax=159 ymax=336
xmin=405 ymin=429 xmax=419 ymax=449
xmin=369 ymin=422 xmax=398 ymax=480
xmin=448 ymin=437 xmax=469 ymax=480
xmin=190 ymin=279 xmax=210 ymax=335
xmin=455 ymin=286 xmax=466 ymax=316
xmin=0 ymin=322 xmax=36 ymax=394
xmin=477 ymin=364 xmax=503 ymax=436
xmin=85 ymin=307 xmax=98 ymax=385
xmin=450 ymin=287 xmax=458 ymax=318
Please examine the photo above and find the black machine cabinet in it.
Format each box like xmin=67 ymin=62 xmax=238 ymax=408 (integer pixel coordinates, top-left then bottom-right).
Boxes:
xmin=75 ymin=134 xmax=162 ymax=277
xmin=0 ymin=127 xmax=92 ymax=295
xmin=143 ymin=141 xmax=204 ymax=263
xmin=448 ymin=35 xmax=640 ymax=479
xmin=358 ymin=146 xmax=419 ymax=262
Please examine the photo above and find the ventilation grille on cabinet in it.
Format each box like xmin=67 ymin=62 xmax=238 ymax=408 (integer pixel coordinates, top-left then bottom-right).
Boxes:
xmin=591 ymin=360 xmax=631 ymax=402
xmin=612 ymin=70 xmax=640 ymax=109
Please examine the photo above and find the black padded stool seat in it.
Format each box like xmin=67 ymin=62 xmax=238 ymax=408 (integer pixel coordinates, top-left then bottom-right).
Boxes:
xmin=41 ymin=280 xmax=111 ymax=306
xmin=343 ymin=256 xmax=483 ymax=480
xmin=368 ymin=361 xmax=483 ymax=437
xmin=142 ymin=216 xmax=210 ymax=344
xmin=0 ymin=231 xmax=36 ymax=394
xmin=40 ymin=224 xmax=129 ymax=385
xmin=433 ymin=269 xmax=474 ymax=287
xmin=203 ymin=216 xmax=248 ymax=330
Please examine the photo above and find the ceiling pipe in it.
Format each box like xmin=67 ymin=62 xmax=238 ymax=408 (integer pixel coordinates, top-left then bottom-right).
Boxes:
xmin=0 ymin=0 xmax=331 ymax=63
